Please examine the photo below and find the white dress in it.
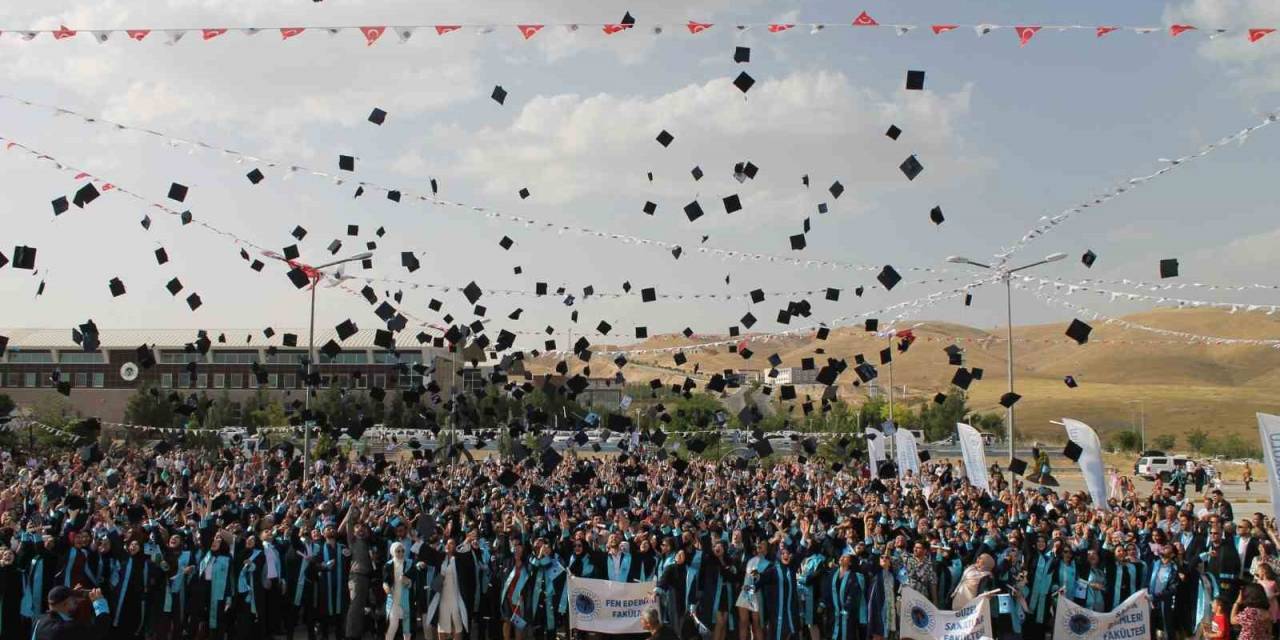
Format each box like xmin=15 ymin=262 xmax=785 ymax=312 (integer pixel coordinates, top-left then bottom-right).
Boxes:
xmin=435 ymin=556 xmax=466 ymax=633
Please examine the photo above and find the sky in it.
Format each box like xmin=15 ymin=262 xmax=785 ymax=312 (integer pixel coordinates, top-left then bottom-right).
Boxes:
xmin=0 ymin=0 xmax=1278 ymax=351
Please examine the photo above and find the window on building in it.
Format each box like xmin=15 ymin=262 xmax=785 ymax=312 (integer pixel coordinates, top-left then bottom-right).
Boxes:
xmin=354 ymin=375 xmax=367 ymax=389
xmin=161 ymin=373 xmax=173 ymax=388
xmin=230 ymin=374 xmax=243 ymax=389
xmin=160 ymin=352 xmax=205 ymax=364
xmin=266 ymin=352 xmax=305 ymax=365
xmin=372 ymin=374 xmax=386 ymax=389
xmin=248 ymin=374 xmax=258 ymax=389
xmin=212 ymin=352 xmax=257 ymax=365
xmin=283 ymin=374 xmax=296 ymax=389
xmin=23 ymin=372 xmax=36 ymax=388
xmin=59 ymin=352 xmax=105 ymax=364
xmin=319 ymin=352 xmax=367 ymax=365
xmin=196 ymin=374 xmax=207 ymax=388
xmin=268 ymin=374 xmax=279 ymax=389
xmin=8 ymin=351 xmax=55 ymax=363
xmin=213 ymin=374 xmax=226 ymax=389
xmin=92 ymin=373 xmax=104 ymax=388
xmin=75 ymin=372 xmax=89 ymax=388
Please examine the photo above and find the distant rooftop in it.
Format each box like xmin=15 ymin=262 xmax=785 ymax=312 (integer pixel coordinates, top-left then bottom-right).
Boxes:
xmin=0 ymin=328 xmax=443 ymax=351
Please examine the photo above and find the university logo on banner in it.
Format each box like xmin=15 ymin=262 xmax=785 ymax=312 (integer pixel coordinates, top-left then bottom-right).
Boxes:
xmin=1257 ymin=413 xmax=1280 ymax=521
xmin=1053 ymin=589 xmax=1150 ymax=639
xmin=898 ymin=585 xmax=993 ymax=640
xmin=567 ymin=576 xmax=655 ymax=634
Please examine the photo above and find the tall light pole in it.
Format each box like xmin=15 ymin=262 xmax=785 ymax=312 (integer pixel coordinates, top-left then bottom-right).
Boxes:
xmin=946 ymin=252 xmax=1067 ymax=490
xmin=1127 ymin=399 xmax=1146 ymax=452
xmin=302 ymin=251 xmax=372 ymax=485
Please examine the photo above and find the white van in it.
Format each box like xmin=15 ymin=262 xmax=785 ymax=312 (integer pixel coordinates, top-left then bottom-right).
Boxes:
xmin=1136 ymin=455 xmax=1189 ymax=481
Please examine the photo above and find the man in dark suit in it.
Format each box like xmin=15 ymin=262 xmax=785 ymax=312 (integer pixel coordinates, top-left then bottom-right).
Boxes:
xmin=1234 ymin=520 xmax=1263 ymax=582
xmin=1202 ymin=527 xmax=1242 ymax=605
xmin=31 ymin=585 xmax=110 ymax=640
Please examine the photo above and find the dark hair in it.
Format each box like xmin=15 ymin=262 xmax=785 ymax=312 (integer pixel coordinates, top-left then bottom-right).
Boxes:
xmin=1239 ymin=583 xmax=1270 ymax=611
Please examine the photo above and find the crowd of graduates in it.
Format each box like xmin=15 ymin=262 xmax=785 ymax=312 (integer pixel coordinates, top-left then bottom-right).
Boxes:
xmin=0 ymin=439 xmax=1275 ymax=640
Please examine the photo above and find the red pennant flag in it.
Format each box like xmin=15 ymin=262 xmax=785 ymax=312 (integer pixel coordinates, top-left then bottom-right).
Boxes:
xmin=280 ymin=27 xmax=305 ymax=39
xmin=126 ymin=29 xmax=150 ymax=41
xmin=1096 ymin=26 xmax=1119 ymax=37
xmin=852 ymin=11 xmax=878 ymax=27
xmin=1016 ymin=25 xmax=1041 ymax=46
xmin=202 ymin=28 xmax=227 ymax=41
xmin=931 ymin=24 xmax=958 ymax=34
xmin=101 ymin=183 xmax=115 ymax=192
xmin=1249 ymin=28 xmax=1275 ymax=43
xmin=768 ymin=24 xmax=795 ymax=33
xmin=360 ymin=26 xmax=385 ymax=45
xmin=73 ymin=172 xmax=90 ymax=180
xmin=517 ymin=24 xmax=544 ymax=40
xmin=1170 ymin=24 xmax=1196 ymax=37
xmin=687 ymin=21 xmax=713 ymax=34
xmin=53 ymin=25 xmax=77 ymax=40
xmin=602 ymin=23 xmax=631 ymax=35
xmin=435 ymin=25 xmax=461 ymax=35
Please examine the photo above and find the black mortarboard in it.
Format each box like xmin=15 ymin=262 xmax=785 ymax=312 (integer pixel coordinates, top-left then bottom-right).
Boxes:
xmin=1063 ymin=440 xmax=1083 ymax=462
xmin=320 ymin=339 xmax=341 ymax=359
xmin=635 ymin=326 xmax=648 ymax=339
xmin=13 ymin=246 xmax=37 ymax=270
xmin=951 ymin=368 xmax=973 ymax=390
xmin=780 ymin=385 xmax=796 ymax=400
xmin=491 ymin=85 xmax=507 ymax=105
xmin=108 ymin=277 xmax=126 ymax=297
xmin=691 ymin=166 xmax=704 ymax=181
xmin=1081 ymin=250 xmax=1097 ymax=268
xmin=865 ymin=318 xmax=878 ymax=332
xmin=723 ymin=194 xmax=742 ymax=214
xmin=336 ymin=319 xmax=358 ymax=340
xmin=401 ymin=252 xmax=420 ymax=272
xmin=816 ymin=327 xmax=829 ymax=340
xmin=886 ymin=124 xmax=902 ymax=140
xmin=519 ymin=187 xmax=530 ymax=199
xmin=684 ymin=200 xmax=704 ymax=222
xmin=933 ymin=392 xmax=947 ymax=404
xmin=879 ymin=348 xmax=891 ymax=365
xmin=930 ymin=206 xmax=944 ymax=225
xmin=751 ymin=439 xmax=773 ymax=457
xmin=1159 ymin=258 xmax=1179 ymax=279
xmin=246 ymin=168 xmax=264 ymax=184
xmin=673 ymin=352 xmax=687 ymax=366
xmin=918 ymin=450 xmax=931 ymax=463
xmin=186 ymin=293 xmax=202 ymax=310
xmin=283 ymin=333 xmax=298 ymax=347
xmin=1065 ymin=319 xmax=1092 ymax=345
xmin=1064 ymin=375 xmax=1078 ymax=388
xmin=387 ymin=190 xmax=401 ymax=202
xmin=789 ymin=234 xmax=806 ymax=250
xmin=900 ymin=155 xmax=924 ymax=180
xmin=168 ymin=182 xmax=188 ymax=202
xmin=829 ymin=181 xmax=844 ymax=199
xmin=1009 ymin=457 xmax=1028 ymax=475
xmin=733 ymin=71 xmax=755 ymax=93
xmin=687 ymin=437 xmax=707 ymax=454
xmin=971 ymin=367 xmax=984 ymax=380
xmin=154 ymin=247 xmax=169 ymax=265
xmin=463 ymin=281 xmax=483 ymax=304
xmin=741 ymin=312 xmax=756 ymax=328
xmin=734 ymin=46 xmax=750 ymax=63
xmin=656 ymin=130 xmax=674 ymax=147
xmin=877 ymin=265 xmax=902 ymax=290
xmin=368 ymin=107 xmax=387 ymax=125
xmin=998 ymin=392 xmax=1021 ymax=408
xmin=499 ymin=235 xmax=514 ymax=250
xmin=905 ymin=70 xmax=925 ymax=90
xmin=287 ymin=267 xmax=311 ymax=289
xmin=338 ymin=155 xmax=355 ymax=171
xmin=643 ymin=201 xmax=656 ymax=215
xmin=498 ymin=468 xmax=518 ymax=487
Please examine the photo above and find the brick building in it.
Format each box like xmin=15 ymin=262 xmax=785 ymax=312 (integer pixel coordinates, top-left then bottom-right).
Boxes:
xmin=0 ymin=328 xmax=464 ymax=422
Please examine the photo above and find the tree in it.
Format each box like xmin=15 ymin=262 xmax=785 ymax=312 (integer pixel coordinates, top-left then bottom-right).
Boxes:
xmin=1185 ymin=429 xmax=1210 ymax=453
xmin=1152 ymin=434 xmax=1177 ymax=452
xmin=123 ymin=384 xmax=176 ymax=430
xmin=1109 ymin=430 xmax=1142 ymax=452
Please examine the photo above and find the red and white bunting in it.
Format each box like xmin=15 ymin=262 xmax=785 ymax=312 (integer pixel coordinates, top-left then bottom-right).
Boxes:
xmin=280 ymin=27 xmax=305 ymax=40
xmin=125 ymin=29 xmax=149 ymax=41
xmin=517 ymin=24 xmax=543 ymax=40
xmin=852 ymin=11 xmax=878 ymax=27
xmin=768 ymin=24 xmax=795 ymax=33
xmin=1016 ymin=25 xmax=1041 ymax=47
xmin=1250 ymin=28 xmax=1275 ymax=43
xmin=202 ymin=28 xmax=227 ymax=41
xmin=602 ymin=22 xmax=632 ymax=35
xmin=53 ymin=25 xmax=77 ymax=40
xmin=1096 ymin=26 xmax=1119 ymax=38
xmin=1170 ymin=24 xmax=1197 ymax=37
xmin=687 ymin=21 xmax=713 ymax=34
xmin=434 ymin=25 xmax=460 ymax=35
xmin=360 ymin=26 xmax=385 ymax=45
xmin=931 ymin=24 xmax=958 ymax=34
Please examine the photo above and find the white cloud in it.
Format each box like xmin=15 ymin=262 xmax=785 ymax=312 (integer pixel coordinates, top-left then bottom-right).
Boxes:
xmin=442 ymin=70 xmax=978 ymax=209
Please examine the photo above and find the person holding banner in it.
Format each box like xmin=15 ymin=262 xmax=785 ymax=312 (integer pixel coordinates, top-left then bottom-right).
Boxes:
xmin=1104 ymin=542 xmax=1141 ymax=612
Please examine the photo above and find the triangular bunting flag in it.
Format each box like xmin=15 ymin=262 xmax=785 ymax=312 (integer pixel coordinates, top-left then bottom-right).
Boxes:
xmin=166 ymin=30 xmax=188 ymax=45
xmin=603 ymin=23 xmax=632 ymax=35
xmin=1249 ymin=28 xmax=1275 ymax=43
xmin=1170 ymin=24 xmax=1196 ymax=37
xmin=435 ymin=25 xmax=461 ymax=35
xmin=895 ymin=26 xmax=913 ymax=36
xmin=360 ymin=26 xmax=386 ymax=45
xmin=53 ymin=25 xmax=77 ymax=40
xmin=396 ymin=27 xmax=415 ymax=42
xmin=975 ymin=24 xmax=996 ymax=36
xmin=92 ymin=31 xmax=110 ymax=43
xmin=768 ymin=24 xmax=795 ymax=33
xmin=202 ymin=28 xmax=227 ymax=40
xmin=931 ymin=24 xmax=958 ymax=34
xmin=517 ymin=24 xmax=544 ymax=39
xmin=1016 ymin=25 xmax=1041 ymax=46
xmin=852 ymin=11 xmax=878 ymax=26
xmin=280 ymin=27 xmax=305 ymax=39
xmin=687 ymin=21 xmax=713 ymax=34
xmin=126 ymin=29 xmax=150 ymax=41
xmin=1096 ymin=26 xmax=1119 ymax=37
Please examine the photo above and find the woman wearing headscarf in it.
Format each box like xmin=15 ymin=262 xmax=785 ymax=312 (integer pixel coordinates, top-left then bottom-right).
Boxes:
xmin=381 ymin=542 xmax=417 ymax=640
xmin=232 ymin=533 xmax=266 ymax=640
xmin=1021 ymin=537 xmax=1056 ymax=640
xmin=109 ymin=538 xmax=160 ymax=640
xmin=823 ymin=551 xmax=863 ymax=640
xmin=423 ymin=535 xmax=477 ymax=640
xmin=865 ymin=551 xmax=898 ymax=640
xmin=499 ymin=538 xmax=530 ymax=640
xmin=756 ymin=544 xmax=798 ymax=640
xmin=696 ymin=538 xmax=739 ymax=640
xmin=154 ymin=533 xmax=196 ymax=640
xmin=656 ymin=544 xmax=699 ymax=634
xmin=197 ymin=533 xmax=235 ymax=640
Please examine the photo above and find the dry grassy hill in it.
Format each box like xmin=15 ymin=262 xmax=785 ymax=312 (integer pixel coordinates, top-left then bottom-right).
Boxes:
xmin=528 ymin=309 xmax=1280 ymax=444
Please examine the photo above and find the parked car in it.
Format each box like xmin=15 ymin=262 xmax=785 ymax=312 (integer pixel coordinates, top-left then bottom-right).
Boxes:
xmin=1136 ymin=455 xmax=1190 ymax=481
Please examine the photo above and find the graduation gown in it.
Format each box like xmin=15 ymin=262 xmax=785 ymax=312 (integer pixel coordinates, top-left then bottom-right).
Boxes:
xmin=381 ymin=560 xmax=419 ymax=622
xmin=196 ymin=551 xmax=234 ymax=631
xmin=696 ymin=552 xmax=740 ymax=629
xmin=865 ymin=567 xmax=898 ymax=640
xmin=657 ymin=561 xmax=699 ymax=632
xmin=823 ymin=567 xmax=864 ymax=640
xmin=232 ymin=549 xmax=266 ymax=640
xmin=423 ymin=550 xmax=477 ymax=630
xmin=529 ymin=556 xmax=567 ymax=631
xmin=19 ymin=538 xmax=58 ymax=621
xmin=312 ymin=542 xmax=348 ymax=619
xmin=109 ymin=553 xmax=159 ymax=640
xmin=0 ymin=562 xmax=26 ymax=640
xmin=757 ymin=559 xmax=798 ymax=640
xmin=1106 ymin=560 xmax=1140 ymax=611
xmin=498 ymin=559 xmax=531 ymax=623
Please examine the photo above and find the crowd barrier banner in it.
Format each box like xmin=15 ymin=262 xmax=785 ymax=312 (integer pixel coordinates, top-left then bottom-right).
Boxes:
xmin=1053 ymin=588 xmax=1150 ymax=639
xmin=566 ymin=576 xmax=655 ymax=634
xmin=867 ymin=428 xmax=887 ymax=466
xmin=896 ymin=427 xmax=921 ymax=479
xmin=956 ymin=423 xmax=989 ymax=492
xmin=1063 ymin=418 xmax=1110 ymax=511
xmin=899 ymin=585 xmax=993 ymax=640
xmin=1259 ymin=413 xmax=1280 ymax=520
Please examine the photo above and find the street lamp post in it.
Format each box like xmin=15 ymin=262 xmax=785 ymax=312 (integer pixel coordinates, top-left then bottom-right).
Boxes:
xmin=302 ymin=251 xmax=372 ymax=486
xmin=946 ymin=252 xmax=1067 ymax=491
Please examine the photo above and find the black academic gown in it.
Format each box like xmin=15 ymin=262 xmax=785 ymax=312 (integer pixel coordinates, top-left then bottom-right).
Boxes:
xmin=757 ymin=559 xmax=799 ymax=640
xmin=109 ymin=553 xmax=159 ymax=640
xmin=823 ymin=567 xmax=863 ymax=640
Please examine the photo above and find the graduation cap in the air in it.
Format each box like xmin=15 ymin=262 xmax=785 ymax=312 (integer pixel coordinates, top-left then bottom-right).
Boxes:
xmin=1009 ymin=457 xmax=1028 ymax=476
xmin=1064 ymin=375 xmax=1078 ymax=388
xmin=733 ymin=72 xmax=755 ymax=93
xmin=899 ymin=155 xmax=924 ymax=181
xmin=1160 ymin=258 xmax=1179 ymax=279
xmin=734 ymin=46 xmax=750 ymax=63
xmin=930 ymin=206 xmax=944 ymax=225
xmin=886 ymin=125 xmax=902 ymax=140
xmin=905 ymin=70 xmax=925 ymax=90
xmin=1062 ymin=440 xmax=1083 ymax=462
xmin=877 ymin=265 xmax=901 ymax=290
xmin=1065 ymin=319 xmax=1092 ymax=345
xmin=751 ymin=438 xmax=773 ymax=458
xmin=491 ymin=85 xmax=507 ymax=105
xmin=998 ymin=392 xmax=1021 ymax=408
xmin=1081 ymin=250 xmax=1097 ymax=268
xmin=368 ymin=107 xmax=387 ymax=125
